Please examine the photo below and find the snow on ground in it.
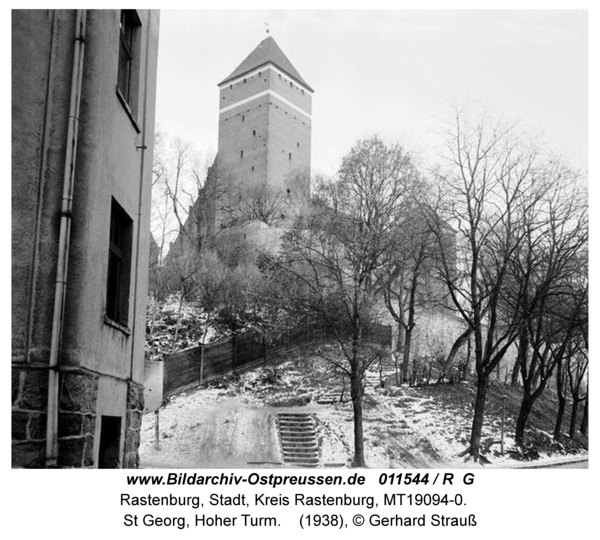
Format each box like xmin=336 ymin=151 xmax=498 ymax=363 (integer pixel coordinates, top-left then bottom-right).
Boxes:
xmin=139 ymin=352 xmax=587 ymax=469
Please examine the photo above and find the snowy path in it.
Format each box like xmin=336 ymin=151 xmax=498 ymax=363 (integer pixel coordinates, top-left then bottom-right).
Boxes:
xmin=140 ymin=398 xmax=283 ymax=468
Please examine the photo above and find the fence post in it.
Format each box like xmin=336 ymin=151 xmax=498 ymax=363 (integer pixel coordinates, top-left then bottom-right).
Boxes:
xmin=232 ymin=334 xmax=237 ymax=372
xmin=162 ymin=354 xmax=168 ymax=399
xmin=199 ymin=343 xmax=205 ymax=385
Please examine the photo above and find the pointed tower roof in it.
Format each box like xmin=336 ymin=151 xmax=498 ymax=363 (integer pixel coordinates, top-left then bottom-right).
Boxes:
xmin=219 ymin=36 xmax=313 ymax=92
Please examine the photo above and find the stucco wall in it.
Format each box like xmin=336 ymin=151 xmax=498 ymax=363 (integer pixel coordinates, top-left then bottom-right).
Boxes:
xmin=12 ymin=10 xmax=74 ymax=364
xmin=12 ymin=9 xmax=160 ymax=468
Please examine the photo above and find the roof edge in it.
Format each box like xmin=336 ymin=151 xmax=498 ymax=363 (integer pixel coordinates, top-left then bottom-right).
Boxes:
xmin=218 ymin=61 xmax=314 ymax=93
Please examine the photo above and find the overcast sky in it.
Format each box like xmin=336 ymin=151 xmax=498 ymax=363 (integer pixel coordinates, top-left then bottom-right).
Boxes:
xmin=155 ymin=9 xmax=588 ymax=177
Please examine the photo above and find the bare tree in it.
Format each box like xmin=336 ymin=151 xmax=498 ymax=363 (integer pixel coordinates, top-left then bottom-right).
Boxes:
xmin=226 ymin=183 xmax=288 ymax=227
xmin=567 ymin=342 xmax=588 ymax=439
xmin=506 ymin=171 xmax=587 ymax=448
xmin=429 ymin=109 xmax=546 ymax=462
xmin=148 ymin=133 xmax=214 ymax=351
xmin=151 ymin=135 xmax=208 ymax=264
xmin=280 ymin=136 xmax=417 ymax=467
xmin=380 ymin=204 xmax=439 ymax=383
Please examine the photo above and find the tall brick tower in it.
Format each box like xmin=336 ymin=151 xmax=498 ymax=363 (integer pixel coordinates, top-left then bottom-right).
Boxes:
xmin=212 ymin=36 xmax=313 ymax=229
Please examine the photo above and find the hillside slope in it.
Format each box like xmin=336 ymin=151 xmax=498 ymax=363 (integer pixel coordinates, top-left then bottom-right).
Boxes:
xmin=139 ymin=345 xmax=588 ymax=468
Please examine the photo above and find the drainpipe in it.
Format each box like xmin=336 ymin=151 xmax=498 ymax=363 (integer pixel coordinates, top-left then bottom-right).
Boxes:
xmin=126 ymin=10 xmax=154 ymax=467
xmin=46 ymin=9 xmax=87 ymax=468
xmin=129 ymin=9 xmax=152 ymax=383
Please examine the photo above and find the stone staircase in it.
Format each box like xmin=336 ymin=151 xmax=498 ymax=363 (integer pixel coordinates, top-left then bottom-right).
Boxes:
xmin=277 ymin=413 xmax=320 ymax=467
xmin=316 ymin=388 xmax=343 ymax=404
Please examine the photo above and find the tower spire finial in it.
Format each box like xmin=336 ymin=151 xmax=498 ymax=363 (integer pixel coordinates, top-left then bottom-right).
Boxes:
xmin=265 ymin=21 xmax=270 ymax=35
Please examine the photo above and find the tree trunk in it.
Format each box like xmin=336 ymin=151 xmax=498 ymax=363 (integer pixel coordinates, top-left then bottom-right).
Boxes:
xmin=444 ymin=328 xmax=471 ymax=378
xmin=401 ymin=326 xmax=413 ymax=383
xmin=515 ymin=393 xmax=533 ymax=448
xmin=569 ymin=400 xmax=579 ymax=439
xmin=553 ymin=359 xmax=566 ymax=441
xmin=580 ymin=397 xmax=588 ymax=437
xmin=510 ymin=357 xmax=520 ymax=387
xmin=514 ymin=327 xmax=531 ymax=448
xmin=554 ymin=393 xmax=566 ymax=442
xmin=396 ymin=323 xmax=405 ymax=355
xmin=469 ymin=373 xmax=489 ymax=461
xmin=350 ymin=365 xmax=365 ymax=468
xmin=461 ymin=336 xmax=472 ymax=382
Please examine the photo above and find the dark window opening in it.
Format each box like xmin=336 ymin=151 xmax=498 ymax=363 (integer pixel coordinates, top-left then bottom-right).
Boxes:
xmin=297 ymin=142 xmax=300 ymax=148
xmin=251 ymin=166 xmax=255 ymax=172
xmin=289 ymin=153 xmax=292 ymax=160
xmin=240 ymin=150 xmax=244 ymax=158
xmin=117 ymin=10 xmax=141 ymax=110
xmin=252 ymin=129 xmax=256 ymax=136
xmin=229 ymin=84 xmax=233 ymax=89
xmin=242 ymin=115 xmax=245 ymax=122
xmin=243 ymin=78 xmax=247 ymax=84
xmin=98 ymin=416 xmax=122 ymax=469
xmin=106 ymin=198 xmax=133 ymax=326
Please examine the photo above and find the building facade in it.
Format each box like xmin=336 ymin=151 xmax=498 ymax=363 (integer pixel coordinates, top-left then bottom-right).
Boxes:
xmin=12 ymin=9 xmax=160 ymax=468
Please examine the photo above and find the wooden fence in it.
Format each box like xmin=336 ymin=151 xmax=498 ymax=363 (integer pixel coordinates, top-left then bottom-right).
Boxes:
xmin=160 ymin=323 xmax=392 ymax=398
